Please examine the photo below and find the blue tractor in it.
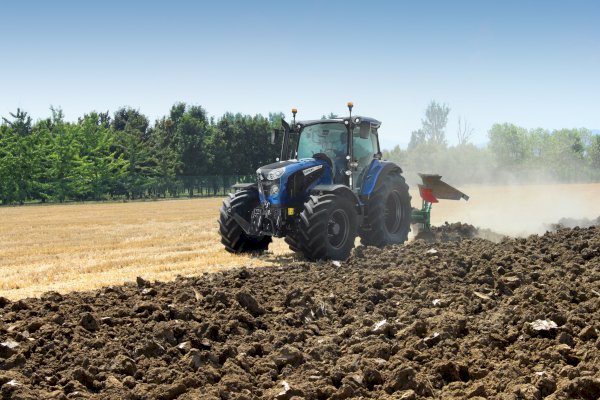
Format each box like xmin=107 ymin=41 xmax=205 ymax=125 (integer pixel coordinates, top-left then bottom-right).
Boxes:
xmin=219 ymin=102 xmax=467 ymax=260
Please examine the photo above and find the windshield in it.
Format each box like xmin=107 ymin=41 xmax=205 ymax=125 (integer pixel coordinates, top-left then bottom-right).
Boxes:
xmin=296 ymin=122 xmax=347 ymax=160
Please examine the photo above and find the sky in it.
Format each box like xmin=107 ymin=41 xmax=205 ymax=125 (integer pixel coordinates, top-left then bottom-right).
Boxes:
xmin=1 ymin=0 xmax=599 ymax=149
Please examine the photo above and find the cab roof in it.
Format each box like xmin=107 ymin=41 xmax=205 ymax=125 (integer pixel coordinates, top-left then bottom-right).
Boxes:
xmin=296 ymin=116 xmax=382 ymax=132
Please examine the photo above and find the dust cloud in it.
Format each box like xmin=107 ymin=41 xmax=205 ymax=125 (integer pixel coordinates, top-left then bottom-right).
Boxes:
xmin=414 ymin=183 xmax=600 ymax=237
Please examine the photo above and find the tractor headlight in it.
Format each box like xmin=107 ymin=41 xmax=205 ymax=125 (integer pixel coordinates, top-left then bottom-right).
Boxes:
xmin=267 ymin=167 xmax=285 ymax=180
xmin=270 ymin=184 xmax=279 ymax=195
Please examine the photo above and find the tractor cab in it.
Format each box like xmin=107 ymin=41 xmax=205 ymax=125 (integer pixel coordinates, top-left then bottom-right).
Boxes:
xmin=283 ymin=109 xmax=382 ymax=192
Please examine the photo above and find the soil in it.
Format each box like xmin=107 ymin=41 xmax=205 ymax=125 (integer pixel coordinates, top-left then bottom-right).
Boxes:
xmin=1 ymin=225 xmax=600 ymax=399
xmin=546 ymin=217 xmax=600 ymax=231
xmin=414 ymin=222 xmax=506 ymax=243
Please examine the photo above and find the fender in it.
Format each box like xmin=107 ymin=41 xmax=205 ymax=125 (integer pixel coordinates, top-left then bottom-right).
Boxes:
xmin=232 ymin=182 xmax=258 ymax=191
xmin=309 ymin=184 xmax=362 ymax=215
xmin=310 ymin=184 xmax=359 ymax=201
xmin=360 ymin=161 xmax=403 ymax=197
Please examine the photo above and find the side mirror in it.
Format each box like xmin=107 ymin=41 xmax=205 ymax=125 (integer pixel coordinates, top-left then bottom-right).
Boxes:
xmin=359 ymin=120 xmax=371 ymax=139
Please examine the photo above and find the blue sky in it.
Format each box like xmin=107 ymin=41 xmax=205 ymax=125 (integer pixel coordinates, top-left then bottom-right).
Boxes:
xmin=1 ymin=0 xmax=599 ymax=149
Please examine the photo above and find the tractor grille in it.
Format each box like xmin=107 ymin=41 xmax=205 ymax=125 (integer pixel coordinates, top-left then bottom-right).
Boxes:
xmin=286 ymin=167 xmax=324 ymax=200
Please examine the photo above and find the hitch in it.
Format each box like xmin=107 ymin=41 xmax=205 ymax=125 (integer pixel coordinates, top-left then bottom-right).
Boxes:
xmin=231 ymin=205 xmax=284 ymax=237
xmin=410 ymin=174 xmax=469 ymax=232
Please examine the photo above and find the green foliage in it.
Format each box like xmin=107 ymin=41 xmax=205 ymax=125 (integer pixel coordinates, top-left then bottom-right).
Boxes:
xmin=590 ymin=135 xmax=600 ymax=169
xmin=79 ymin=112 xmax=128 ymax=200
xmin=488 ymin=123 xmax=531 ymax=168
xmin=1 ymin=103 xmax=598 ymax=205
xmin=0 ymin=110 xmax=39 ymax=204
xmin=387 ymin=123 xmax=600 ymax=186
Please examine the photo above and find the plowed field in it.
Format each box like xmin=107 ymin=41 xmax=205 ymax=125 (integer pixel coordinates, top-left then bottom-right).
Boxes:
xmin=1 ymin=223 xmax=599 ymax=399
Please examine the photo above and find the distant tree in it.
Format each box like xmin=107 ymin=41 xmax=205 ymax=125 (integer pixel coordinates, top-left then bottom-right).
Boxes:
xmin=540 ymin=128 xmax=590 ymax=181
xmin=422 ymin=101 xmax=450 ymax=146
xmin=408 ymin=101 xmax=450 ymax=149
xmin=45 ymin=109 xmax=89 ymax=202
xmin=149 ymin=117 xmax=180 ymax=197
xmin=382 ymin=145 xmax=408 ymax=166
xmin=111 ymin=107 xmax=152 ymax=199
xmin=2 ymin=108 xmax=32 ymax=137
xmin=488 ymin=123 xmax=530 ymax=169
xmin=408 ymin=129 xmax=426 ymax=150
xmin=0 ymin=109 xmax=39 ymax=204
xmin=456 ymin=116 xmax=474 ymax=145
xmin=590 ymin=135 xmax=600 ymax=169
xmin=112 ymin=107 xmax=150 ymax=141
xmin=321 ymin=113 xmax=339 ymax=119
xmin=78 ymin=113 xmax=128 ymax=200
xmin=172 ymin=104 xmax=211 ymax=196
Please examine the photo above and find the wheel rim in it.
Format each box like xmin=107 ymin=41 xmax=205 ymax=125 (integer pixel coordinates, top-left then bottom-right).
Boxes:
xmin=327 ymin=209 xmax=349 ymax=249
xmin=384 ymin=191 xmax=403 ymax=234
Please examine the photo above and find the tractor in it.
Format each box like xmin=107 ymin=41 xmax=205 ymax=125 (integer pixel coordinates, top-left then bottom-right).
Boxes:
xmin=218 ymin=103 xmax=468 ymax=260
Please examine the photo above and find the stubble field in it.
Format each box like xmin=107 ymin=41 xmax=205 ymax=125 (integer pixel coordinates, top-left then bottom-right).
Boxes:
xmin=1 ymin=183 xmax=600 ymax=301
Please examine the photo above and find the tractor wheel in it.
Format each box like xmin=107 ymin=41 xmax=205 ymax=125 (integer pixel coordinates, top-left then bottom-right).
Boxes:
xmin=218 ymin=189 xmax=272 ymax=253
xmin=295 ymin=194 xmax=357 ymax=261
xmin=284 ymin=233 xmax=304 ymax=254
xmin=360 ymin=173 xmax=412 ymax=247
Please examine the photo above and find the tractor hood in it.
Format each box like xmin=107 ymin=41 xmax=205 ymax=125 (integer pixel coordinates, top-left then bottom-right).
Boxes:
xmin=256 ymin=158 xmax=333 ymax=205
xmin=257 ymin=158 xmax=324 ymax=180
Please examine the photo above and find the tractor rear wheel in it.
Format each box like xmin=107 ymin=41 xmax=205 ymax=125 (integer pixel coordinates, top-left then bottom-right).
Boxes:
xmin=360 ymin=173 xmax=412 ymax=247
xmin=218 ymin=189 xmax=272 ymax=253
xmin=294 ymin=194 xmax=357 ymax=261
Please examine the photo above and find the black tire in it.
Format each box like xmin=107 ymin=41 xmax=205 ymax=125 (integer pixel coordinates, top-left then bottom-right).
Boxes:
xmin=284 ymin=232 xmax=303 ymax=254
xmin=293 ymin=194 xmax=357 ymax=261
xmin=218 ymin=189 xmax=272 ymax=253
xmin=360 ymin=173 xmax=412 ymax=247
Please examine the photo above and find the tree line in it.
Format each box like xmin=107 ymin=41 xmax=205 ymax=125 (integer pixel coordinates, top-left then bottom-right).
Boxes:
xmin=1 ymin=101 xmax=598 ymax=204
xmin=0 ymin=104 xmax=282 ymax=204
xmin=383 ymin=101 xmax=600 ymax=186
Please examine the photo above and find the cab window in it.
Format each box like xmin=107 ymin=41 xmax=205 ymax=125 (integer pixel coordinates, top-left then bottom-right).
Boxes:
xmin=353 ymin=127 xmax=378 ymax=189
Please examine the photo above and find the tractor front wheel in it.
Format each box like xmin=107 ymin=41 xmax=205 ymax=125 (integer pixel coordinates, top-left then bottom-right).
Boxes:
xmin=294 ymin=194 xmax=357 ymax=261
xmin=218 ymin=189 xmax=272 ymax=253
xmin=360 ymin=173 xmax=412 ymax=247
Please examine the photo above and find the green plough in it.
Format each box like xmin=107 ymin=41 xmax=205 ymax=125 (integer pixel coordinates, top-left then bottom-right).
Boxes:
xmin=410 ymin=174 xmax=469 ymax=232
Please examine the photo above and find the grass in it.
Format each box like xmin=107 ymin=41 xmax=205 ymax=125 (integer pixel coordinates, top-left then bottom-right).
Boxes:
xmin=2 ymin=183 xmax=600 ymax=300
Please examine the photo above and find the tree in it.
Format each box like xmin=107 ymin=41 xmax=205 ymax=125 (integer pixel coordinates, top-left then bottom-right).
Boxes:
xmin=382 ymin=145 xmax=407 ymax=166
xmin=2 ymin=108 xmax=32 ymax=137
xmin=111 ymin=107 xmax=152 ymax=199
xmin=457 ymin=116 xmax=474 ymax=145
xmin=422 ymin=101 xmax=450 ymax=146
xmin=172 ymin=103 xmax=211 ymax=196
xmin=590 ymin=135 xmax=600 ymax=169
xmin=488 ymin=123 xmax=530 ymax=169
xmin=78 ymin=113 xmax=128 ymax=200
xmin=408 ymin=101 xmax=450 ymax=149
xmin=540 ymin=128 xmax=590 ymax=181
xmin=408 ymin=129 xmax=426 ymax=150
xmin=44 ymin=109 xmax=89 ymax=202
xmin=0 ymin=109 xmax=39 ymax=204
xmin=112 ymin=108 xmax=150 ymax=141
xmin=148 ymin=117 xmax=181 ymax=197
